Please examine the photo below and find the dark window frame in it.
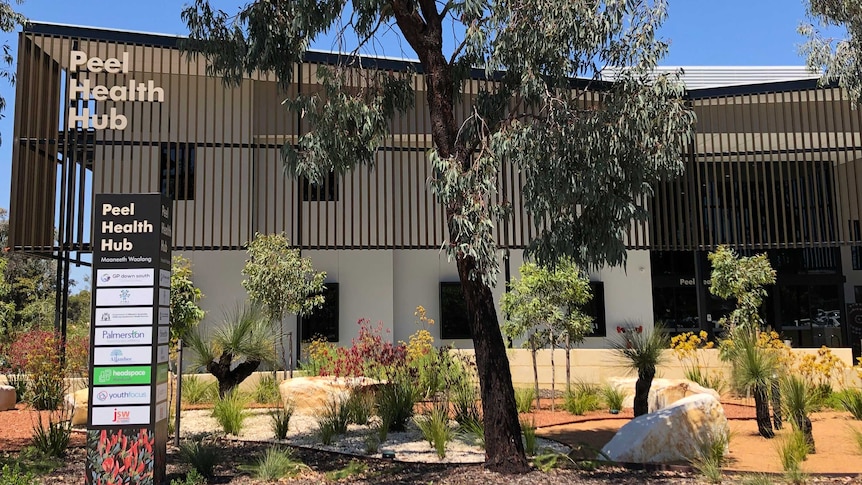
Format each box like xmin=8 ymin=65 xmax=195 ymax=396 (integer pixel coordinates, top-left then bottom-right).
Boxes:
xmin=301 ymin=283 xmax=339 ymax=342
xmin=159 ymin=142 xmax=196 ymax=201
xmin=584 ymin=281 xmax=607 ymax=337
xmin=440 ymin=282 xmax=472 ymax=340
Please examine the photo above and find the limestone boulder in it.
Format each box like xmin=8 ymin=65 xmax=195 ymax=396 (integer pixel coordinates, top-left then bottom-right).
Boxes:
xmin=601 ymin=393 xmax=728 ymax=464
xmin=279 ymin=376 xmax=382 ymax=415
xmin=64 ymin=388 xmax=89 ymax=426
xmin=0 ymin=385 xmax=16 ymax=411
xmin=649 ymin=379 xmax=720 ymax=412
xmin=607 ymin=377 xmax=720 ymax=412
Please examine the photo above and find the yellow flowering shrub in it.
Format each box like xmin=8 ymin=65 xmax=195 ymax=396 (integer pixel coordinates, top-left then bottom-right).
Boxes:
xmin=796 ymin=346 xmax=846 ymax=389
xmin=406 ymin=305 xmax=435 ymax=363
xmin=669 ymin=331 xmax=725 ymax=392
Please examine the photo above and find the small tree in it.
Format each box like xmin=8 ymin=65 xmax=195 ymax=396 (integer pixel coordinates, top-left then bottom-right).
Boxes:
xmin=241 ymin=233 xmax=326 ymax=373
xmin=185 ymin=304 xmax=276 ymax=397
xmin=170 ymin=255 xmax=205 ymax=351
xmin=501 ymin=260 xmax=593 ymax=410
xmin=709 ymin=245 xmax=778 ymax=438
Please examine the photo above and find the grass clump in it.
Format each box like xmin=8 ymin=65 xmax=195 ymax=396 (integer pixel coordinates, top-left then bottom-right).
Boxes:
xmin=563 ymin=382 xmax=603 ymax=416
xmin=850 ymin=426 xmax=862 ymax=455
xmin=30 ymin=411 xmax=72 ymax=458
xmin=169 ymin=469 xmax=207 ymax=485
xmin=243 ymin=447 xmax=308 ymax=481
xmin=737 ymin=474 xmax=774 ymax=485
xmin=777 ymin=430 xmax=809 ymax=484
xmin=600 ymin=384 xmax=627 ymax=412
xmin=838 ymin=388 xmax=862 ymax=420
xmin=181 ymin=375 xmax=217 ymax=404
xmin=178 ymin=438 xmax=219 ymax=479
xmin=317 ymin=397 xmax=350 ymax=445
xmin=251 ymin=373 xmax=281 ymax=405
xmin=520 ymin=418 xmax=538 ymax=456
xmin=270 ymin=401 xmax=294 ymax=440
xmin=377 ymin=372 xmax=419 ymax=433
xmin=416 ymin=406 xmax=454 ymax=459
xmin=212 ymin=390 xmax=248 ymax=436
xmin=325 ymin=459 xmax=368 ymax=481
xmin=514 ymin=387 xmax=536 ymax=413
xmin=345 ymin=389 xmax=375 ymax=426
xmin=690 ymin=427 xmax=730 ymax=484
xmin=458 ymin=418 xmax=485 ymax=449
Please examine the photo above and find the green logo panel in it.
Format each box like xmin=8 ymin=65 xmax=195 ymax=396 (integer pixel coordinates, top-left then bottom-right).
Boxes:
xmin=93 ymin=366 xmax=152 ymax=386
xmin=156 ymin=363 xmax=169 ymax=384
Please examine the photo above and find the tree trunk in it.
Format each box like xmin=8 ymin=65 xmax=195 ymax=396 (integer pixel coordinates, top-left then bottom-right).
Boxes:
xmin=634 ymin=366 xmax=655 ymax=417
xmin=793 ymin=413 xmax=815 ymax=453
xmin=565 ymin=335 xmax=571 ymax=394
xmin=771 ymin=378 xmax=783 ymax=430
xmin=753 ymin=383 xmax=775 ymax=438
xmin=207 ymin=356 xmax=261 ymax=398
xmin=549 ymin=329 xmax=555 ymax=411
xmin=530 ymin=339 xmax=540 ymax=411
xmin=459 ymin=256 xmax=531 ymax=473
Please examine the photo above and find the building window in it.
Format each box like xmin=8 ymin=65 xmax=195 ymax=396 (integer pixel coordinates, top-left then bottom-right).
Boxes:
xmin=301 ymin=283 xmax=339 ymax=342
xmin=300 ymin=172 xmax=339 ymax=202
xmin=583 ymin=282 xmax=607 ymax=337
xmin=851 ymin=220 xmax=862 ymax=270
xmin=440 ymin=282 xmax=472 ymax=340
xmin=160 ymin=143 xmax=195 ymax=200
xmin=855 ymin=286 xmax=862 ymax=304
xmin=652 ymin=286 xmax=700 ymax=332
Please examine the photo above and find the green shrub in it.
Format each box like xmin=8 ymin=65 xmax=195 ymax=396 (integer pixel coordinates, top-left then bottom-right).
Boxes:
xmin=181 ymin=374 xmax=217 ymax=404
xmin=564 ymin=383 xmax=602 ymax=415
xmin=416 ymin=406 xmax=454 ymax=459
xmin=839 ymin=388 xmax=862 ymax=420
xmin=0 ymin=464 xmax=37 ymax=485
xmin=30 ymin=411 xmax=71 ymax=458
xmin=212 ymin=391 xmax=248 ymax=435
xmin=345 ymin=389 xmax=375 ymax=426
xmin=737 ymin=474 xmax=775 ymax=485
xmin=684 ymin=366 xmax=727 ymax=395
xmin=243 ymin=447 xmax=308 ymax=481
xmin=169 ymin=469 xmax=207 ymax=485
xmin=377 ymin=371 xmax=419 ymax=432
xmin=270 ymin=402 xmax=294 ymax=440
xmin=520 ymin=418 xmax=537 ymax=456
xmin=251 ymin=373 xmax=281 ymax=405
xmin=363 ymin=428 xmax=381 ymax=454
xmin=178 ymin=438 xmax=219 ymax=479
xmin=451 ymin=374 xmax=480 ymax=426
xmin=514 ymin=387 xmax=536 ymax=413
xmin=600 ymin=384 xmax=627 ymax=412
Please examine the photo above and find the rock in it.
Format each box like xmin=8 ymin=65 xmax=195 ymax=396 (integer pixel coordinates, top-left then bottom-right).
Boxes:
xmin=65 ymin=388 xmax=89 ymax=426
xmin=0 ymin=385 xmax=16 ymax=411
xmin=649 ymin=379 xmax=720 ymax=413
xmin=607 ymin=377 xmax=719 ymax=413
xmin=601 ymin=393 xmax=728 ymax=464
xmin=279 ymin=376 xmax=382 ymax=415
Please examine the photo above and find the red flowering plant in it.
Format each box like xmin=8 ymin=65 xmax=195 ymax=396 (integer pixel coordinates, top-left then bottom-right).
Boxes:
xmin=86 ymin=428 xmax=154 ymax=485
xmin=1 ymin=329 xmax=90 ymax=409
xmin=312 ymin=319 xmax=408 ymax=380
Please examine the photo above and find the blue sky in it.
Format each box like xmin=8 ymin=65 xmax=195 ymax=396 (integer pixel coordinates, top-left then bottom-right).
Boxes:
xmin=0 ymin=0 xmax=832 ymax=288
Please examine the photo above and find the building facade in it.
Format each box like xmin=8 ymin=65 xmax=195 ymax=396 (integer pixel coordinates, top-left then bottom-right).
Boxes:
xmin=8 ymin=23 xmax=862 ymax=357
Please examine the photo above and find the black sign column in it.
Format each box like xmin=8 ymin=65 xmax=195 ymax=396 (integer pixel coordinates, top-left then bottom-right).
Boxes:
xmin=86 ymin=193 xmax=171 ymax=485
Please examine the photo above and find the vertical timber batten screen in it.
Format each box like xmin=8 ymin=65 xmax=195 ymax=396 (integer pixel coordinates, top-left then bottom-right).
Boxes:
xmin=650 ymin=86 xmax=862 ymax=251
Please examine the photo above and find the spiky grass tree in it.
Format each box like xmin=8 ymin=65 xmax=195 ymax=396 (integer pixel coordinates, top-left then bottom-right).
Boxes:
xmin=781 ymin=375 xmax=816 ymax=453
xmin=186 ymin=304 xmax=276 ymax=398
xmin=612 ymin=324 xmax=669 ymax=417
xmin=727 ymin=329 xmax=779 ymax=438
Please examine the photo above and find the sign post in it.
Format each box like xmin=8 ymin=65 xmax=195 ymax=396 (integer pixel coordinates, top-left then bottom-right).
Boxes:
xmin=86 ymin=193 xmax=171 ymax=485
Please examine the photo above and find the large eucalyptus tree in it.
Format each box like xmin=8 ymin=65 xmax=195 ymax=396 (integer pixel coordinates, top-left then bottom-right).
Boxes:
xmin=182 ymin=0 xmax=695 ymax=472
xmin=800 ymin=0 xmax=862 ymax=103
